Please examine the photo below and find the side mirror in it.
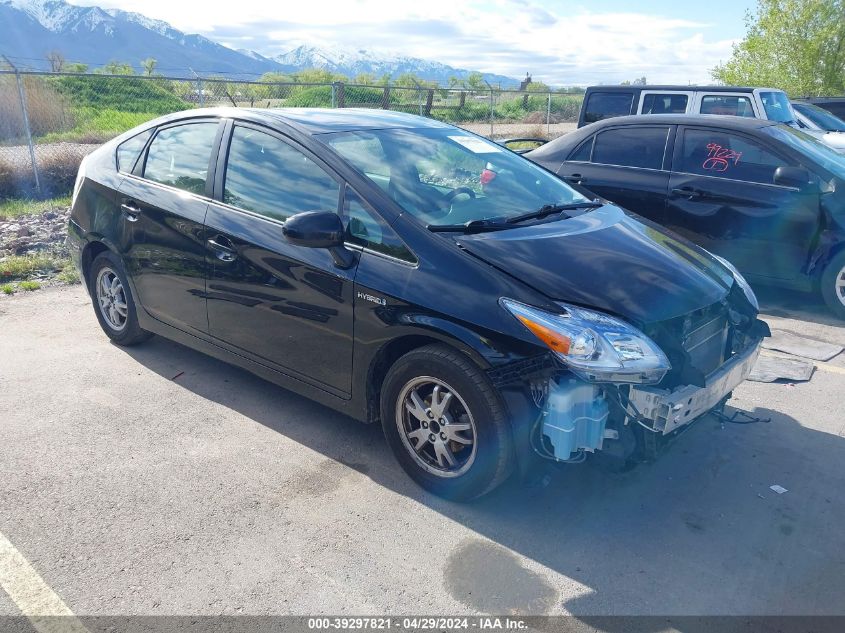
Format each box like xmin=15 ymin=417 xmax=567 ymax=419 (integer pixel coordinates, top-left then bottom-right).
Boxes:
xmin=773 ymin=165 xmax=812 ymax=190
xmin=283 ymin=211 xmax=344 ymax=248
xmin=282 ymin=211 xmax=355 ymax=269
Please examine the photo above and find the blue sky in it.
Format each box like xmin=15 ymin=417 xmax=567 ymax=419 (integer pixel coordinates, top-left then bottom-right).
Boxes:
xmin=72 ymin=0 xmax=759 ymax=84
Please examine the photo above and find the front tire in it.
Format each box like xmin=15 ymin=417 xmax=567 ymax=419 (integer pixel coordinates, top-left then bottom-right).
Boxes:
xmin=88 ymin=251 xmax=151 ymax=346
xmin=381 ymin=344 xmax=513 ymax=500
xmin=820 ymin=251 xmax=845 ymax=320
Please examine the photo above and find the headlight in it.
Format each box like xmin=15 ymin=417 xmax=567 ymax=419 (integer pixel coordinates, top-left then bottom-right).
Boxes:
xmin=712 ymin=255 xmax=758 ymax=310
xmin=501 ymin=299 xmax=670 ymax=384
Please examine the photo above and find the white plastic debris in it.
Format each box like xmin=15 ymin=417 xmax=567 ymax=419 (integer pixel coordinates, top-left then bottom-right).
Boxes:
xmin=770 ymin=485 xmax=788 ymax=494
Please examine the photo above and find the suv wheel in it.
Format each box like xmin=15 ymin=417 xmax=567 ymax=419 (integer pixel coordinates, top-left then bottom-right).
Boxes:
xmin=820 ymin=251 xmax=845 ymax=320
xmin=381 ymin=344 xmax=513 ymax=500
xmin=89 ymin=251 xmax=151 ymax=345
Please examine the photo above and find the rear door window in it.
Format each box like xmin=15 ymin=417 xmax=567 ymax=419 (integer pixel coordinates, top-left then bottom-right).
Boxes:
xmin=641 ymin=93 xmax=689 ymax=114
xmin=583 ymin=92 xmax=634 ymax=124
xmin=676 ymin=128 xmax=788 ymax=184
xmin=591 ymin=127 xmax=669 ymax=170
xmin=699 ymin=95 xmax=755 ymax=118
xmin=143 ymin=122 xmax=219 ymax=194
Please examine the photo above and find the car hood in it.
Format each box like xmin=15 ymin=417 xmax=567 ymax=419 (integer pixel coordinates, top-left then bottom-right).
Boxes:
xmin=455 ymin=205 xmax=735 ymax=324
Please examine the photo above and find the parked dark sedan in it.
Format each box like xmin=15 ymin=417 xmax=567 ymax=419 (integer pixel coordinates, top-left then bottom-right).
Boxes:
xmin=68 ymin=108 xmax=766 ymax=499
xmin=527 ymin=115 xmax=845 ymax=318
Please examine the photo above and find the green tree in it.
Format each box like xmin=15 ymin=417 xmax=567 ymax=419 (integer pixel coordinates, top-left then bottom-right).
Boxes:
xmin=712 ymin=0 xmax=845 ymax=96
xmin=259 ymin=72 xmax=293 ymax=83
xmin=65 ymin=62 xmax=89 ymax=74
xmin=353 ymin=72 xmax=376 ymax=85
xmin=465 ymin=71 xmax=485 ymax=91
xmin=98 ymin=61 xmax=135 ymax=75
xmin=141 ymin=58 xmax=157 ymax=76
xmin=292 ymin=68 xmax=347 ymax=84
xmin=526 ymin=80 xmax=552 ymax=92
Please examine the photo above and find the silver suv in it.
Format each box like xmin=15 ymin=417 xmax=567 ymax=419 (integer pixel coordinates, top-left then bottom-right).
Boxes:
xmin=578 ymin=85 xmax=796 ymax=128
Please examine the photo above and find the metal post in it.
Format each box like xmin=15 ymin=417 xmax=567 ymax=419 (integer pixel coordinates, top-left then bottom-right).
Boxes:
xmin=411 ymin=79 xmax=423 ymax=117
xmin=331 ymin=83 xmax=336 ymax=108
xmin=489 ymin=89 xmax=494 ymax=137
xmin=547 ymin=92 xmax=552 ymax=136
xmin=190 ymin=69 xmax=204 ymax=107
xmin=14 ymin=69 xmax=41 ymax=195
xmin=484 ymin=80 xmax=494 ymax=137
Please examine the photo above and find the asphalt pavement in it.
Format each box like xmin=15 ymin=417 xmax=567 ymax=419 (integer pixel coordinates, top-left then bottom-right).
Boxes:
xmin=1 ymin=285 xmax=844 ymax=622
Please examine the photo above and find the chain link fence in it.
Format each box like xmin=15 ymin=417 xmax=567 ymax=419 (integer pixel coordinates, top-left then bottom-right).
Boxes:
xmin=0 ymin=70 xmax=582 ymax=199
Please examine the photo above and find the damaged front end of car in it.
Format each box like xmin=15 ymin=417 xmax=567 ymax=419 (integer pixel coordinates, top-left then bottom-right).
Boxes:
xmin=492 ymin=281 xmax=769 ymax=472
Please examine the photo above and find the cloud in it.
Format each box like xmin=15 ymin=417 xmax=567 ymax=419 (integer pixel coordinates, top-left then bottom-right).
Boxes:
xmin=68 ymin=0 xmax=741 ymax=84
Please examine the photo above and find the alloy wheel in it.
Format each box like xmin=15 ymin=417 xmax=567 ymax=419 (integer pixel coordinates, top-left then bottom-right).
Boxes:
xmin=836 ymin=264 xmax=845 ymax=308
xmin=95 ymin=267 xmax=128 ymax=331
xmin=395 ymin=376 xmax=477 ymax=478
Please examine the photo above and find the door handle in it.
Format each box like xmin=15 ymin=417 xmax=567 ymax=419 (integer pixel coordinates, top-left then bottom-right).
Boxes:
xmin=563 ymin=173 xmax=584 ymax=184
xmin=120 ymin=201 xmax=141 ymax=222
xmin=207 ymin=236 xmax=237 ymax=262
xmin=670 ymin=187 xmax=704 ymax=199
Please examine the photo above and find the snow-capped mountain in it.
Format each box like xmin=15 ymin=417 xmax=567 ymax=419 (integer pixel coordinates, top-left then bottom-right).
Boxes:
xmin=272 ymin=44 xmax=518 ymax=87
xmin=0 ymin=0 xmax=519 ymax=86
xmin=0 ymin=0 xmax=279 ymax=75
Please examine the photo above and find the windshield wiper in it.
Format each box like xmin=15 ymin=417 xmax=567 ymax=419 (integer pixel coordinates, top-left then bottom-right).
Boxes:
xmin=505 ymin=201 xmax=603 ymax=225
xmin=427 ymin=201 xmax=604 ymax=233
xmin=427 ymin=218 xmax=512 ymax=233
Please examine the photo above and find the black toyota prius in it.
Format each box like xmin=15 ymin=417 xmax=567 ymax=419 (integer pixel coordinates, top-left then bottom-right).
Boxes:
xmin=68 ymin=108 xmax=767 ymax=500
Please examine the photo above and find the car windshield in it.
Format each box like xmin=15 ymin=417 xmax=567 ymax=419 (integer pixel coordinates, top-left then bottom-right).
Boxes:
xmin=760 ymin=91 xmax=796 ymax=124
xmin=321 ymin=127 xmax=590 ymax=227
xmin=793 ymin=102 xmax=845 ymax=132
xmin=763 ymin=124 xmax=845 ymax=179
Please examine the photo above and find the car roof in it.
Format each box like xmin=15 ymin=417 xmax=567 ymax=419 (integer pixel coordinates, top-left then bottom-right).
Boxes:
xmin=584 ymin=85 xmax=780 ymax=93
xmin=526 ymin=114 xmax=782 ymax=160
xmin=145 ymin=107 xmax=453 ymax=135
xmin=581 ymin=114 xmax=780 ymax=130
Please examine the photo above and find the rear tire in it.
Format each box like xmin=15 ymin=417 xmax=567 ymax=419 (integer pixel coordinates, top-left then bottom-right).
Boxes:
xmin=88 ymin=251 xmax=151 ymax=346
xmin=820 ymin=251 xmax=845 ymax=320
xmin=380 ymin=344 xmax=513 ymax=500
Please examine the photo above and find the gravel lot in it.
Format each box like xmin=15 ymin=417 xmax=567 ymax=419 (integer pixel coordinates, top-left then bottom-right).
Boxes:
xmin=1 ymin=285 xmax=844 ymax=622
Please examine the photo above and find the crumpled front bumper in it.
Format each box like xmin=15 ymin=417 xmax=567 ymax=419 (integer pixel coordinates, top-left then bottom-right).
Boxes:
xmin=627 ymin=336 xmax=763 ymax=435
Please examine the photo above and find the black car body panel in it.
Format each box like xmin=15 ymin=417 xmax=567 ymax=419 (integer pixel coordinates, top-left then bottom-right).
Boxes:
xmin=69 ymin=107 xmax=767 ymax=482
xmin=527 ymin=114 xmax=845 ymax=292
xmin=454 ymin=205 xmax=732 ymax=324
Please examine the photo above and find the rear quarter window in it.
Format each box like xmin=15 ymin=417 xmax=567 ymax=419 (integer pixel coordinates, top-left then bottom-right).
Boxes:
xmin=116 ymin=129 xmax=153 ymax=173
xmin=584 ymin=92 xmax=635 ymax=124
xmin=568 ymin=137 xmax=594 ymax=161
